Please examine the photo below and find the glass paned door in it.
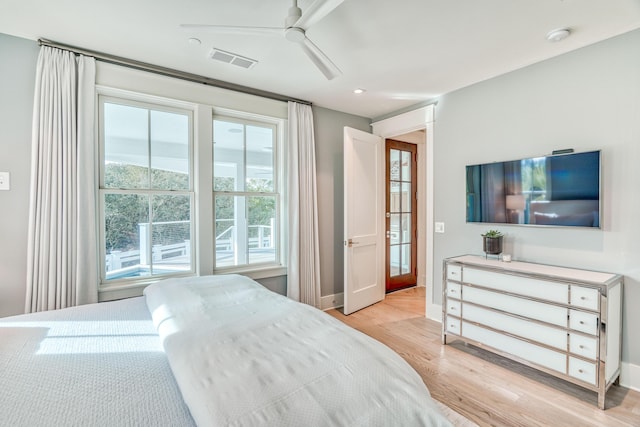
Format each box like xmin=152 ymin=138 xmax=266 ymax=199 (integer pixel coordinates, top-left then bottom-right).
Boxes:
xmin=386 ymin=140 xmax=417 ymax=292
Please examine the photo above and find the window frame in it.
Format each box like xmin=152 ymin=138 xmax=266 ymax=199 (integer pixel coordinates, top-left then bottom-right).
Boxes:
xmin=97 ymin=92 xmax=196 ymax=290
xmin=212 ymin=112 xmax=285 ymax=275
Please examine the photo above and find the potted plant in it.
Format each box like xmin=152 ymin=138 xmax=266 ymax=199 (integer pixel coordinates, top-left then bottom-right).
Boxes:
xmin=481 ymin=230 xmax=504 ymax=257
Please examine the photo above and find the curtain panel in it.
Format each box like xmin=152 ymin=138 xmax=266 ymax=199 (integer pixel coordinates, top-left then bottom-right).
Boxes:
xmin=26 ymin=46 xmax=97 ymax=312
xmin=287 ymin=102 xmax=321 ymax=307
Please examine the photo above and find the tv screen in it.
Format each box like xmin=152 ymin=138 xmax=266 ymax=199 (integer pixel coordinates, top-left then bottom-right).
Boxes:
xmin=466 ymin=150 xmax=601 ymax=228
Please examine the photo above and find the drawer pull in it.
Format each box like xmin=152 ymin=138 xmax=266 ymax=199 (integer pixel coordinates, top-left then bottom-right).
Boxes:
xmin=579 ymin=321 xmax=585 ymax=325
xmin=579 ymin=345 xmax=585 ymax=349
xmin=578 ymin=369 xmax=584 ymax=373
xmin=450 ymin=306 xmax=456 ymax=310
xmin=580 ymin=296 xmax=587 ymax=300
xmin=450 ymin=324 xmax=456 ymax=328
xmin=450 ymin=289 xmax=457 ymax=293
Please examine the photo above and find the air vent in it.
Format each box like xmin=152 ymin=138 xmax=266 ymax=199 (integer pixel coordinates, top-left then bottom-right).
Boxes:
xmin=208 ymin=48 xmax=257 ymax=69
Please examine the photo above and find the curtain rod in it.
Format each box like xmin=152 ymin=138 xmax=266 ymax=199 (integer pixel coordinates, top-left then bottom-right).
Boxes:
xmin=38 ymin=38 xmax=312 ymax=106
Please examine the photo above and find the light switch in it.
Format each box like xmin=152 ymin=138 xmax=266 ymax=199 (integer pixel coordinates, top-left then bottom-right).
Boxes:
xmin=435 ymin=222 xmax=445 ymax=233
xmin=0 ymin=172 xmax=9 ymax=191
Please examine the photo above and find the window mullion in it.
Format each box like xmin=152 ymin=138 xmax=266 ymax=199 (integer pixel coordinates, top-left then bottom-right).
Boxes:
xmin=147 ymin=109 xmax=152 ymax=189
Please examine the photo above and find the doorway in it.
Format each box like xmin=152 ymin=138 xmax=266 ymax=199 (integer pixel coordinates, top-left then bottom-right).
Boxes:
xmin=371 ymin=105 xmax=436 ymax=318
xmin=385 ymin=139 xmax=417 ymax=293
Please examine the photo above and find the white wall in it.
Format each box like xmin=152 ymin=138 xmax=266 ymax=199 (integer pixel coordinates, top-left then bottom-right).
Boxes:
xmin=0 ymin=34 xmax=38 ymax=317
xmin=431 ymin=29 xmax=640 ymax=368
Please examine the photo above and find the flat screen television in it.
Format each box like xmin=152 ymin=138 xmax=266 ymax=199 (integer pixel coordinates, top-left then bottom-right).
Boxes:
xmin=466 ymin=150 xmax=601 ymax=228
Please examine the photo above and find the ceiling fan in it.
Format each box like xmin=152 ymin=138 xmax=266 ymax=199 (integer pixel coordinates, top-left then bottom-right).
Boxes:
xmin=181 ymin=0 xmax=344 ymax=80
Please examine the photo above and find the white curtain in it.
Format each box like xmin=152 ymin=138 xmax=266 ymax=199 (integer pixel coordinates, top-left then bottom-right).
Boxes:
xmin=287 ymin=102 xmax=321 ymax=307
xmin=25 ymin=46 xmax=97 ymax=313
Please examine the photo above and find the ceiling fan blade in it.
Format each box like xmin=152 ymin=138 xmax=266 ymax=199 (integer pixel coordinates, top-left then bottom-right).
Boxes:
xmin=180 ymin=24 xmax=283 ymax=37
xmin=299 ymin=37 xmax=341 ymax=80
xmin=293 ymin=0 xmax=344 ymax=30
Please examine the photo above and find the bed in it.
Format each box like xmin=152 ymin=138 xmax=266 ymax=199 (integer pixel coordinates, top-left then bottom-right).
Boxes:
xmin=1 ymin=274 xmax=451 ymax=426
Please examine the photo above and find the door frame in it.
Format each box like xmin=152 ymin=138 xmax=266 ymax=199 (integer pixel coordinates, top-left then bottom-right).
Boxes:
xmin=385 ymin=139 xmax=418 ymax=292
xmin=371 ymin=105 xmax=439 ymax=320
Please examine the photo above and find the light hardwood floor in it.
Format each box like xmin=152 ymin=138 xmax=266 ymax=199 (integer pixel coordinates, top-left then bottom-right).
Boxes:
xmin=326 ymin=287 xmax=640 ymax=427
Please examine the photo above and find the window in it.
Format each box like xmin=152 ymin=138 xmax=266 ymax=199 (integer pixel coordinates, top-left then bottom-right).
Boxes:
xmin=213 ymin=116 xmax=280 ymax=270
xmin=97 ymin=90 xmax=285 ymax=292
xmin=99 ymin=96 xmax=194 ymax=283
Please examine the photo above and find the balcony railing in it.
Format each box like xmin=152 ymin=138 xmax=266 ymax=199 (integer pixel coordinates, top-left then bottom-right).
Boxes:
xmin=106 ymin=219 xmax=275 ymax=278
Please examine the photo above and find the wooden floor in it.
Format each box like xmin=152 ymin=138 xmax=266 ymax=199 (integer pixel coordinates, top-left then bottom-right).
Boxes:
xmin=326 ymin=287 xmax=640 ymax=427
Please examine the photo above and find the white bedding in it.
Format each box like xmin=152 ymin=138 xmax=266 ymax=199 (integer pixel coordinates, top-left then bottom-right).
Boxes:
xmin=1 ymin=274 xmax=450 ymax=426
xmin=0 ymin=296 xmax=195 ymax=426
xmin=144 ymin=274 xmax=451 ymax=426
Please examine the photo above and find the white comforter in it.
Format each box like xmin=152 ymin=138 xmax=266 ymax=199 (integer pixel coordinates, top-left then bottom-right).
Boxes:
xmin=144 ymin=275 xmax=451 ymax=426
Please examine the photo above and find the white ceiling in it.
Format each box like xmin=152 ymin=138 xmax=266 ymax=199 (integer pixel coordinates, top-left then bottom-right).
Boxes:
xmin=2 ymin=0 xmax=640 ymax=119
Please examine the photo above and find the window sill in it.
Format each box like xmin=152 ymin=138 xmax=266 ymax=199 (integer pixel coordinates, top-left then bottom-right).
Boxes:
xmin=98 ymin=266 xmax=288 ymax=302
xmin=98 ymin=281 xmax=150 ymax=302
xmin=213 ymin=265 xmax=287 ymax=280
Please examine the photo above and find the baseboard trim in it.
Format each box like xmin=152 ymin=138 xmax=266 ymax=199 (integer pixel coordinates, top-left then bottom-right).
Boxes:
xmin=323 ymin=285 xmax=429 ymax=312
xmin=320 ymin=292 xmax=344 ymax=311
xmin=621 ymin=361 xmax=640 ymax=392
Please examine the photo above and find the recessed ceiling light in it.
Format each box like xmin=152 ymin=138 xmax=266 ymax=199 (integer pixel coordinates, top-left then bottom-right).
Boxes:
xmin=187 ymin=37 xmax=202 ymax=45
xmin=353 ymin=88 xmax=366 ymax=94
xmin=546 ymin=28 xmax=571 ymax=42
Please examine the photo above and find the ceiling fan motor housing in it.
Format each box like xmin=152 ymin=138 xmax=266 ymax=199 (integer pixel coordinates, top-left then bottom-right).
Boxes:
xmin=285 ymin=27 xmax=306 ymax=42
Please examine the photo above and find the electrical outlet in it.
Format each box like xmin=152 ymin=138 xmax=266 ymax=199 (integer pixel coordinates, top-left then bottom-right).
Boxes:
xmin=435 ymin=222 xmax=445 ymax=233
xmin=0 ymin=172 xmax=10 ymax=191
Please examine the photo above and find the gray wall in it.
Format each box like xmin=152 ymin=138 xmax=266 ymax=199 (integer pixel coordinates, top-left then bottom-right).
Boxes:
xmin=313 ymin=106 xmax=370 ymax=298
xmin=0 ymin=34 xmax=38 ymax=317
xmin=431 ymin=29 xmax=640 ymax=366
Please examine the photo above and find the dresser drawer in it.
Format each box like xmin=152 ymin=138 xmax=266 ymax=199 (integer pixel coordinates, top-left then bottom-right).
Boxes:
xmin=569 ymin=333 xmax=598 ymax=360
xmin=446 ymin=298 xmax=462 ymax=317
xmin=571 ymin=286 xmax=599 ymax=311
xmin=463 ymin=286 xmax=568 ymax=327
xmin=446 ymin=282 xmax=462 ymax=299
xmin=463 ymin=267 xmax=568 ymax=304
xmin=447 ymin=265 xmax=462 ymax=281
xmin=569 ymin=310 xmax=598 ymax=335
xmin=463 ymin=322 xmax=566 ymax=374
xmin=463 ymin=304 xmax=567 ymax=351
xmin=569 ymin=357 xmax=597 ymax=385
xmin=446 ymin=316 xmax=461 ymax=335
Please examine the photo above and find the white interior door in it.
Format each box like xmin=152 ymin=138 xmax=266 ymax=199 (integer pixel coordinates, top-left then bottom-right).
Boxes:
xmin=343 ymin=127 xmax=384 ymax=315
